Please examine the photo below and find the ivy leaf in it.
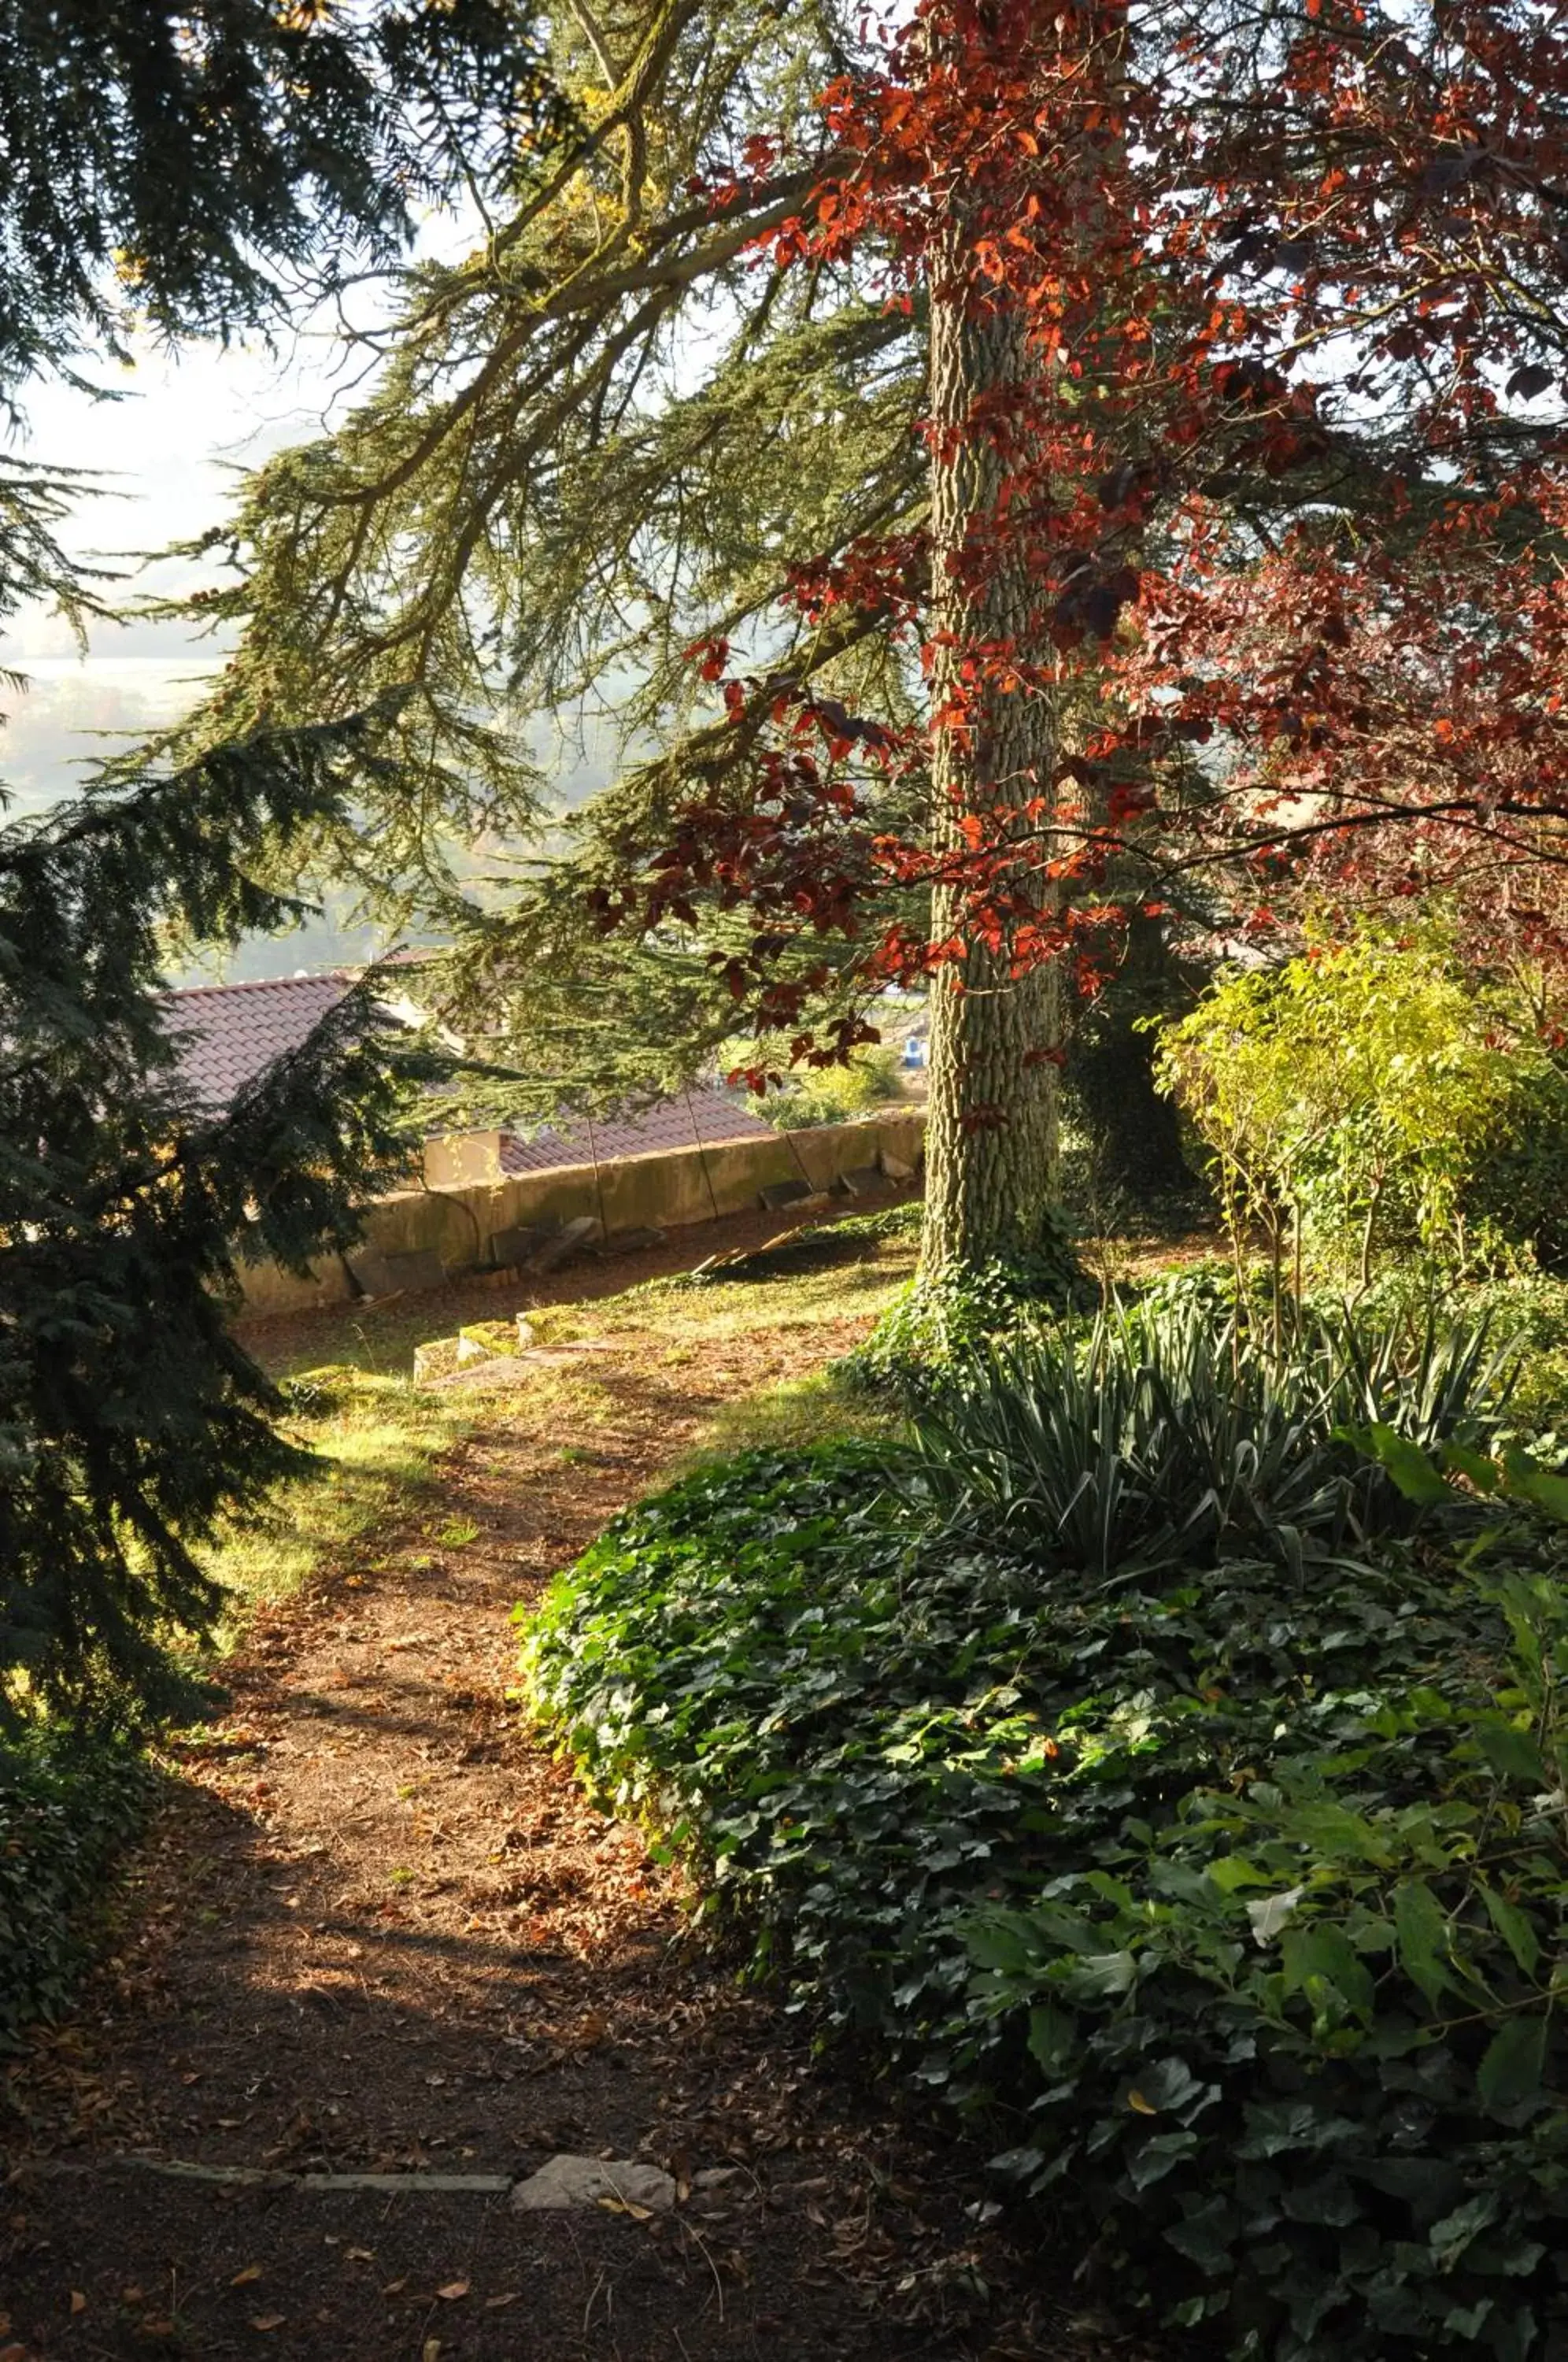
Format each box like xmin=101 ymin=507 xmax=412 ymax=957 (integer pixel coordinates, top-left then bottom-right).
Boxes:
xmin=1500 ymin=1446 xmax=1568 ymax=1524
xmin=1471 ymin=1717 xmax=1546 ymax=1788
xmin=965 ymin=1916 xmax=1031 ymax=1972
xmin=1026 ymin=2001 xmax=1074 ymax=2071
xmin=1392 ymin=1879 xmax=1455 ymax=2010
xmin=1127 ymin=2129 xmax=1200 ymax=2190
xmin=1441 ymin=1440 xmax=1501 ymax=1495
xmin=1281 ymin=1921 xmax=1374 ymax=2017
xmin=1476 ymin=1880 xmax=1540 ymax=1975
xmin=1163 ymin=2194 xmax=1237 ymax=2276
xmin=1127 ymin=2056 xmax=1207 ymax=2115
xmin=1477 ymin=2015 xmax=1548 ymax=2114
xmin=1206 ymin=1853 xmax=1273 ymax=1893
xmin=1430 ymin=2190 xmax=1501 ymax=2268
xmin=1359 ymin=1424 xmax=1453 ymax=1505
xmin=1061 ymin=1949 xmax=1137 ymax=2000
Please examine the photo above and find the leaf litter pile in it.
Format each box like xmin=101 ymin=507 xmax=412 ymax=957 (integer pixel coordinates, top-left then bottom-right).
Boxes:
xmin=0 ymin=1209 xmax=1152 ymax=2362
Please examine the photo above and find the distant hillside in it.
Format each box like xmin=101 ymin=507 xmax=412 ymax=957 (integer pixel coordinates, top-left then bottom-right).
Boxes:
xmin=2 ymin=660 xmax=624 ymax=983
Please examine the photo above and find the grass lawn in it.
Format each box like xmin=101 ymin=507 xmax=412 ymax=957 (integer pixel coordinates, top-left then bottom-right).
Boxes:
xmin=202 ymin=1200 xmax=925 ymax=1633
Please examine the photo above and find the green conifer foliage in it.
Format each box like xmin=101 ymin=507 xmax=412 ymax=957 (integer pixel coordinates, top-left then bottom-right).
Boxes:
xmin=0 ymin=720 xmax=437 ymax=1722
xmin=0 ymin=0 xmax=557 ymax=391
xmin=163 ymin=0 xmax=926 ymax=1109
xmin=0 ymin=3 xmax=560 ymax=1724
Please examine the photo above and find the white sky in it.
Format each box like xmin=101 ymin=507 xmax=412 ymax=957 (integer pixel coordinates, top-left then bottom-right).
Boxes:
xmin=0 ymin=326 xmax=392 ymax=972
xmin=2 ymin=321 xmax=350 ymax=666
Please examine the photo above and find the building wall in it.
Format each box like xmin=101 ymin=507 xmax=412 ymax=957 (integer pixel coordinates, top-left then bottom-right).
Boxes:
xmin=233 ymin=1109 xmax=926 ymax=1320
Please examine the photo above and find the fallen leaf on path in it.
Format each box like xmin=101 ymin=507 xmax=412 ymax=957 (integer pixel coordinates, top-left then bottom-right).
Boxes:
xmin=231 ymin=2265 xmax=264 ymax=2286
xmin=484 ymin=2293 xmax=520 ymax=2309
xmin=436 ymin=2280 xmax=470 ymax=2301
xmin=69 ymin=2290 xmax=87 ymax=2314
xmin=250 ymin=2316 xmax=287 ymax=2332
xmin=344 ymin=2246 xmax=375 ymax=2262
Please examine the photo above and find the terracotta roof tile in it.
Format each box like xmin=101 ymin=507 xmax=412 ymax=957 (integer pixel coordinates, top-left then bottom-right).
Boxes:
xmin=497 ymin=1090 xmax=775 ymax=1174
xmin=161 ymin=972 xmax=351 ymax=1110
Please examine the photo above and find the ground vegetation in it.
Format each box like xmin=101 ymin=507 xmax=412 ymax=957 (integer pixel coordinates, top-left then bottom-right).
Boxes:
xmin=529 ymin=1284 xmax=1568 ymax=2360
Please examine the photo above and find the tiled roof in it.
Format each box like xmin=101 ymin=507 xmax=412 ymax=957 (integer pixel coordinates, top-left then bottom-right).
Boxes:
xmin=497 ymin=1090 xmax=775 ymax=1174
xmin=160 ymin=972 xmax=778 ymax=1170
xmin=161 ymin=972 xmax=352 ymax=1110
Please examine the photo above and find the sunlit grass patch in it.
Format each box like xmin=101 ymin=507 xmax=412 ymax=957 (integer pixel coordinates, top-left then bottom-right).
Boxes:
xmin=207 ymin=1219 xmax=923 ymax=1642
xmin=200 ymin=1367 xmax=472 ymax=1636
xmin=688 ymin=1366 xmax=907 ymax=1463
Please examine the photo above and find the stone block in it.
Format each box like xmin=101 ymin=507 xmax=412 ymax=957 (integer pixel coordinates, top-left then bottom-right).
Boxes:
xmin=412 ymin=1336 xmax=460 ymax=1383
xmin=346 ymin=1245 xmax=448 ymax=1299
xmin=491 ymin=1223 xmax=550 ymax=1268
xmin=758 ymin=1176 xmax=812 ymax=1212
xmin=526 ymin=1213 xmax=601 ymax=1273
xmin=510 ymin=2154 xmax=677 ymax=2213
xmin=600 ymin=1224 xmax=667 ymax=1254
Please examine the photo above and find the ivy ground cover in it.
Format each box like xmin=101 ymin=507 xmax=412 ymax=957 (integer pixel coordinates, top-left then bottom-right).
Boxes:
xmin=524 ymin=1305 xmax=1568 ymax=2362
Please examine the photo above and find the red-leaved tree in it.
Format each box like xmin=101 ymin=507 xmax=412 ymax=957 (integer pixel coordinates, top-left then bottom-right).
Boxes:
xmin=610 ymin=0 xmax=1568 ymax=1275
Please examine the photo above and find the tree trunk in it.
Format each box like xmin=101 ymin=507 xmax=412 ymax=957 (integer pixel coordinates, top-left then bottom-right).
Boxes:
xmin=919 ymin=213 xmax=1061 ymax=1281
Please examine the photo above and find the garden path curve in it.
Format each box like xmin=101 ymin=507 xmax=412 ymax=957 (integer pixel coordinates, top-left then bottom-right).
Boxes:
xmin=2 ymin=1229 xmax=1152 ymax=2362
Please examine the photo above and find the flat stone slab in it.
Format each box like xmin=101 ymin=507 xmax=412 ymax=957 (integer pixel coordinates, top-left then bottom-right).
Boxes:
xmin=23 ymin=2157 xmax=512 ymax=2196
xmin=433 ymin=1357 xmax=540 ymax=1393
xmin=510 ymin=2154 xmax=676 ymax=2213
xmin=491 ymin=1223 xmax=551 ymax=1268
xmin=412 ymin=1335 xmax=461 ymax=1383
xmin=600 ymin=1224 xmax=667 ymax=1254
xmin=527 ymin=1214 xmax=601 ymax=1273
xmin=757 ymin=1176 xmax=813 ymax=1212
xmin=346 ymin=1246 xmax=449 ymax=1299
xmin=24 ymin=2153 xmax=738 ymax=2211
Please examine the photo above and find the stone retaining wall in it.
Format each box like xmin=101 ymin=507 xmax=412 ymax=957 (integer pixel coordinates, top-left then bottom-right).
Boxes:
xmin=234 ymin=1108 xmax=926 ymax=1320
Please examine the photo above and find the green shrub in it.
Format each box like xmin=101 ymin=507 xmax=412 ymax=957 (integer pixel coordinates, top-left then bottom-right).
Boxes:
xmin=0 ymin=1733 xmax=153 ymax=2045
xmin=738 ymin=1044 xmax=904 ymax=1130
xmin=962 ymin=1609 xmax=1568 ymax=2360
xmin=1154 ymin=915 xmax=1568 ymax=1286
xmin=524 ymin=1338 xmax=1568 ymax=2358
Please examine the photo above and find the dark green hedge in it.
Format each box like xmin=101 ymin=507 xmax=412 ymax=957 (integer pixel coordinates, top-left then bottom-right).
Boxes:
xmin=0 ymin=1734 xmax=153 ymax=2047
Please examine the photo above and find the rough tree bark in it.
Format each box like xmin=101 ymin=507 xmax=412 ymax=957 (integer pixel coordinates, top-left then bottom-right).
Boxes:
xmin=919 ymin=209 xmax=1062 ymax=1281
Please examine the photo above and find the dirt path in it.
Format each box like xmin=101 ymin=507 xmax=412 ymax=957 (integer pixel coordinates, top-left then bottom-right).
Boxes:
xmin=1 ymin=1249 xmax=1116 ymax=2362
